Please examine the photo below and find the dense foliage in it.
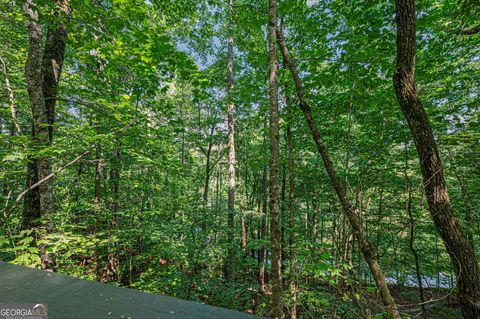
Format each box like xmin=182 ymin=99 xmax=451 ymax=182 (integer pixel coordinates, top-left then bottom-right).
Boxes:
xmin=0 ymin=0 xmax=479 ymax=318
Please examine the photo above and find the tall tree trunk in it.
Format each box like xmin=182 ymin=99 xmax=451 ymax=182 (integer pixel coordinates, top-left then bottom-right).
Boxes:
xmin=259 ymin=113 xmax=268 ymax=291
xmin=285 ymin=66 xmax=297 ymax=319
xmin=92 ymin=2 xmax=103 ymax=210
xmin=225 ymin=0 xmax=236 ymax=282
xmin=342 ymin=90 xmax=354 ymax=267
xmin=393 ymin=1 xmax=480 ymax=317
xmin=268 ymin=1 xmax=282 ymax=317
xmin=237 ymin=124 xmax=247 ymax=256
xmin=92 ymin=0 xmax=105 ymax=281
xmin=281 ymin=168 xmax=287 ymax=269
xmin=22 ymin=0 xmax=69 ymax=230
xmin=276 ymin=29 xmax=400 ymax=318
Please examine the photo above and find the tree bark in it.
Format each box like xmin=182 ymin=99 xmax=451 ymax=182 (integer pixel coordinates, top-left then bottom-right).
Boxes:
xmin=92 ymin=1 xmax=103 ymax=210
xmin=311 ymin=202 xmax=318 ymax=258
xmin=268 ymin=1 xmax=283 ymax=317
xmin=259 ymin=112 xmax=268 ymax=291
xmin=0 ymin=56 xmax=21 ymax=135
xmin=93 ymin=120 xmax=102 ymax=208
xmin=393 ymin=1 xmax=480 ymax=317
xmin=22 ymin=0 xmax=70 ymax=230
xmin=42 ymin=0 xmax=69 ymax=141
xmin=2 ymin=145 xmax=96 ymax=226
xmin=237 ymin=124 xmax=247 ymax=256
xmin=225 ymin=0 xmax=236 ymax=282
xmin=277 ymin=29 xmax=400 ymax=318
xmin=23 ymin=0 xmax=52 ymax=230
xmin=285 ymin=68 xmax=297 ymax=319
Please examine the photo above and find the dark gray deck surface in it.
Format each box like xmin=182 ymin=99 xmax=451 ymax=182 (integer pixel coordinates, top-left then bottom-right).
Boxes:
xmin=0 ymin=261 xmax=266 ymax=319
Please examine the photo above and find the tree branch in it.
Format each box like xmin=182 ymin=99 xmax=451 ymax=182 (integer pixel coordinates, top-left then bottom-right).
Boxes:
xmin=0 ymin=56 xmax=21 ymax=135
xmin=1 ymin=144 xmax=95 ymax=226
xmin=0 ymin=120 xmax=138 ymax=226
xmin=457 ymin=24 xmax=480 ymax=35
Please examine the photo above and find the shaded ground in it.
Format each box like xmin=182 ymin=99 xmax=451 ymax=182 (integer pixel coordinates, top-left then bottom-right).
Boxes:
xmin=386 ymin=286 xmax=460 ymax=319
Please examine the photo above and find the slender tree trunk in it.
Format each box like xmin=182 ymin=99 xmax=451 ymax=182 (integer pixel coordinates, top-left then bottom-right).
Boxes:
xmin=311 ymin=203 xmax=318 ymax=258
xmin=0 ymin=56 xmax=21 ymax=135
xmin=259 ymin=113 xmax=268 ymax=291
xmin=281 ymin=168 xmax=287 ymax=270
xmin=342 ymin=91 xmax=354 ymax=267
xmin=215 ymin=162 xmax=220 ymax=209
xmin=304 ymin=183 xmax=309 ymax=233
xmin=237 ymin=124 xmax=247 ymax=256
xmin=376 ymin=189 xmax=384 ymax=261
xmin=203 ymin=125 xmax=215 ymax=208
xmin=92 ymin=0 xmax=105 ymax=280
xmin=181 ymin=132 xmax=185 ymax=165
xmin=268 ymin=1 xmax=282 ymax=317
xmin=110 ymin=146 xmax=120 ymax=213
xmin=93 ymin=120 xmax=102 ymax=208
xmin=277 ymin=29 xmax=400 ymax=318
xmin=240 ymin=185 xmax=247 ymax=255
xmin=393 ymin=1 xmax=480 ymax=317
xmin=285 ymin=66 xmax=297 ymax=319
xmin=225 ymin=0 xmax=236 ymax=282
xmin=404 ymin=145 xmax=427 ymax=319
xmin=92 ymin=3 xmax=103 ymax=210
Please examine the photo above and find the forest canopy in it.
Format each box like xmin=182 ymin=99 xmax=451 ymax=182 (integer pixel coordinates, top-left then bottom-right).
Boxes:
xmin=0 ymin=0 xmax=479 ymax=318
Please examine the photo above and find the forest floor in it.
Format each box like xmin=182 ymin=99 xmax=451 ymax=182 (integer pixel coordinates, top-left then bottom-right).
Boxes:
xmin=376 ymin=286 xmax=460 ymax=319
